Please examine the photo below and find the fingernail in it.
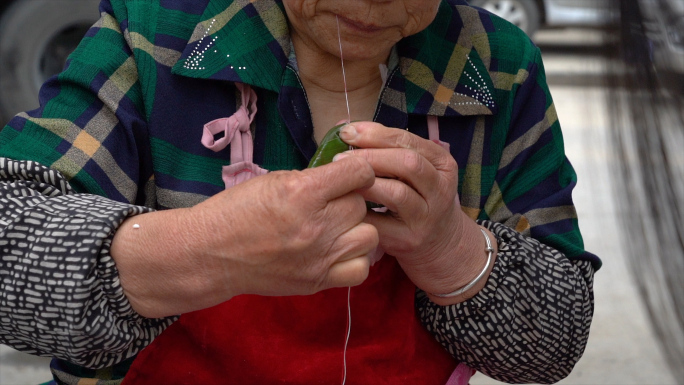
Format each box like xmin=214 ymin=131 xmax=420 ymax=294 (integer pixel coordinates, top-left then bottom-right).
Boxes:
xmin=333 ymin=152 xmax=350 ymax=162
xmin=339 ymin=124 xmax=358 ymax=141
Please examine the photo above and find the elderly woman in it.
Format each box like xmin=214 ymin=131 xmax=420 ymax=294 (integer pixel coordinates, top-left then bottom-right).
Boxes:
xmin=0 ymin=0 xmax=600 ymax=384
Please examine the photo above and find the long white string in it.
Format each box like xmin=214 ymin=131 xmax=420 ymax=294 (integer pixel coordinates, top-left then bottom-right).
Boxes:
xmin=336 ymin=16 xmax=353 ymax=385
xmin=336 ymin=16 xmax=352 ymax=125
xmin=342 ymin=286 xmax=351 ymax=385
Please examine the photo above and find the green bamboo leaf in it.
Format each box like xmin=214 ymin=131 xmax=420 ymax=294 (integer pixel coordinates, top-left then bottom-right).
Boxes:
xmin=308 ymin=124 xmax=383 ymax=210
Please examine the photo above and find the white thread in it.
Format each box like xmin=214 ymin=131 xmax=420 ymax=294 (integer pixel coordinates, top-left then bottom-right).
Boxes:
xmin=336 ymin=16 xmax=352 ymax=126
xmin=342 ymin=286 xmax=351 ymax=385
xmin=336 ymin=17 xmax=353 ymax=385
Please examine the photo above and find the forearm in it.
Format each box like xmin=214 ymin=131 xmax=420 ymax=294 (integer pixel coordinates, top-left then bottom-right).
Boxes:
xmin=416 ymin=220 xmax=595 ymax=384
xmin=0 ymin=158 xmax=176 ymax=368
xmin=110 ymin=208 xmax=238 ymax=318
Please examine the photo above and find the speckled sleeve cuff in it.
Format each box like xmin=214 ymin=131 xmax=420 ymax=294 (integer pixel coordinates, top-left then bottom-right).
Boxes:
xmin=416 ymin=220 xmax=595 ymax=384
xmin=0 ymin=158 xmax=177 ymax=369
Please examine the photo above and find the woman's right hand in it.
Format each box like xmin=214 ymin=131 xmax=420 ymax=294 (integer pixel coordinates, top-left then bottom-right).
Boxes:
xmin=111 ymin=156 xmax=377 ymax=318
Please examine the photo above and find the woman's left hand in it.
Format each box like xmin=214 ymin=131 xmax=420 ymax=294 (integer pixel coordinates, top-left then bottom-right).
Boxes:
xmin=336 ymin=121 xmax=491 ymax=299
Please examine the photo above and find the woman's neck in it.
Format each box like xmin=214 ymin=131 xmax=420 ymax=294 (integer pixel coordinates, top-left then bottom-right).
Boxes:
xmin=291 ymin=31 xmax=387 ymax=143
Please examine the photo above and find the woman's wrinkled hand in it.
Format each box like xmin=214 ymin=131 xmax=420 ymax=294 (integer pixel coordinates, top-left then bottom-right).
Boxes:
xmin=336 ymin=121 xmax=484 ymax=296
xmin=193 ymin=155 xmax=379 ymax=296
xmin=113 ymin=156 xmax=378 ymax=317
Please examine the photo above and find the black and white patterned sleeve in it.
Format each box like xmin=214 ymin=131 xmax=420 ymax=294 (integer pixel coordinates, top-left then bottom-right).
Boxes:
xmin=416 ymin=220 xmax=595 ymax=384
xmin=0 ymin=157 xmax=177 ymax=369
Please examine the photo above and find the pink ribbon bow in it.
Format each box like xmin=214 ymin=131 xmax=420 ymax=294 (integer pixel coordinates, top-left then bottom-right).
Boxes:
xmin=201 ymin=83 xmax=268 ymax=188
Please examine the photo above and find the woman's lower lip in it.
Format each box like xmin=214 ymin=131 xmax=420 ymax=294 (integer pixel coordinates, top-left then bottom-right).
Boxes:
xmin=338 ymin=16 xmax=384 ymax=34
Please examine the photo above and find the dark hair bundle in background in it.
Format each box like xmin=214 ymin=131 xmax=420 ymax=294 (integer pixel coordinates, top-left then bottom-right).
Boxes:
xmin=607 ymin=0 xmax=684 ymax=378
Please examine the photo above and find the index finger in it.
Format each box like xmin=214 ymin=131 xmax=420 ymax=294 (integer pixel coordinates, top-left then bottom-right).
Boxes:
xmin=303 ymin=155 xmax=375 ymax=201
xmin=339 ymin=122 xmax=454 ymax=172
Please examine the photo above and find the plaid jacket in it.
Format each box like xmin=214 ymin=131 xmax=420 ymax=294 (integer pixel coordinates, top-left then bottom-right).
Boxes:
xmin=0 ymin=0 xmax=599 ymax=383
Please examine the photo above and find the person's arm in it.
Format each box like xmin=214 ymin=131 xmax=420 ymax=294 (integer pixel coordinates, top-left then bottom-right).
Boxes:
xmin=416 ymin=220 xmax=595 ymax=383
xmin=0 ymin=154 xmax=378 ymax=369
xmin=340 ymin=120 xmax=595 ymax=384
xmin=413 ymin=44 xmax=599 ymax=383
xmin=0 ymin=0 xmax=170 ymax=368
xmin=0 ymin=157 xmax=176 ymax=369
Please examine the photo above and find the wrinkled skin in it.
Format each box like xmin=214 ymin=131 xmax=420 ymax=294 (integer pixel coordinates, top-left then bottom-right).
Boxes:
xmin=114 ymin=156 xmax=379 ymax=318
xmin=114 ymin=0 xmax=490 ymax=318
xmin=283 ymin=0 xmax=441 ymax=62
xmin=336 ymin=122 xmax=494 ymax=302
xmin=192 ymin=157 xmax=379 ymax=297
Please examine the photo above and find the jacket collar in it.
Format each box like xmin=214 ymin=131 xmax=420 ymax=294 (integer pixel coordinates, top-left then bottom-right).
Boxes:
xmin=171 ymin=0 xmax=497 ymax=117
xmin=171 ymin=0 xmax=290 ymax=93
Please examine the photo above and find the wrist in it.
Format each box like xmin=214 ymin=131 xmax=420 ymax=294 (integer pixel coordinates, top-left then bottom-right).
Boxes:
xmin=112 ymin=208 xmax=232 ymax=317
xmin=427 ymin=226 xmax=495 ymax=305
xmin=177 ymin=205 xmax=244 ymax=304
xmin=418 ymin=216 xmax=498 ymax=306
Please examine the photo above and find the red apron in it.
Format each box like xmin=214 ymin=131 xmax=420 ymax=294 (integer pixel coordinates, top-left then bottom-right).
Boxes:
xmin=121 ymin=256 xmax=458 ymax=384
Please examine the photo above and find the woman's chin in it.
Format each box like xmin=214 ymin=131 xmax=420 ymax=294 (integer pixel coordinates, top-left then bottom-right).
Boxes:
xmin=331 ymin=39 xmax=394 ymax=63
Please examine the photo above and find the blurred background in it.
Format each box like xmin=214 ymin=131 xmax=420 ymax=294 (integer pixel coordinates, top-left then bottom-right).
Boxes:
xmin=1 ymin=0 xmax=683 ymax=384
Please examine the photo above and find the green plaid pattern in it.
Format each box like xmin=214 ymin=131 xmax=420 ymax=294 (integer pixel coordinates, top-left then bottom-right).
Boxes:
xmin=0 ymin=0 xmax=600 ymax=284
xmin=0 ymin=0 xmax=599 ymax=381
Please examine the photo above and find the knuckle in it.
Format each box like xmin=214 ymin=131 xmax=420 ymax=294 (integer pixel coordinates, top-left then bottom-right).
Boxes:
xmin=394 ymin=132 xmax=416 ymax=149
xmin=276 ymin=181 xmax=301 ymax=206
xmin=388 ymin=182 xmax=411 ymax=207
xmin=293 ymin=223 xmax=318 ymax=246
xmin=355 ymin=153 xmax=373 ymax=170
xmin=402 ymin=150 xmax=423 ymax=173
xmin=279 ymin=171 xmax=312 ymax=199
xmin=361 ymin=161 xmax=375 ymax=181
xmin=441 ymin=155 xmax=458 ymax=173
xmin=345 ymin=153 xmax=365 ymax=169
xmin=349 ymin=155 xmax=375 ymax=182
